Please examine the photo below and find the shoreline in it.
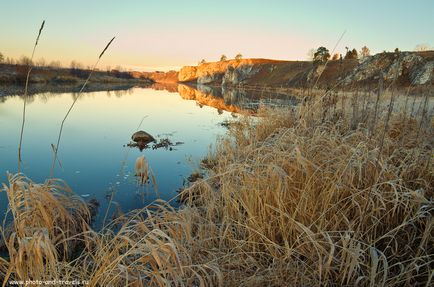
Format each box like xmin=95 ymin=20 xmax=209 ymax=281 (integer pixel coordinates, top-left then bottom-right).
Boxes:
xmin=0 ymin=63 xmax=155 ymax=97
xmin=0 ymin=82 xmax=153 ymax=97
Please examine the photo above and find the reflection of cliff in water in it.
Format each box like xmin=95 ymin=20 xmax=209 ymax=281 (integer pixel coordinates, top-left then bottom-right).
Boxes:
xmin=178 ymin=84 xmax=241 ymax=113
xmin=178 ymin=84 xmax=299 ymax=113
xmin=150 ymin=82 xmax=179 ymax=93
xmin=1 ymin=82 xmax=299 ymax=113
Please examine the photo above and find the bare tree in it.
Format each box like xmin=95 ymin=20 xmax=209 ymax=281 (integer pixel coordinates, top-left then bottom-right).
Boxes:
xmin=49 ymin=60 xmax=62 ymax=68
xmin=414 ymin=43 xmax=431 ymax=51
xmin=6 ymin=57 xmax=15 ymax=64
xmin=70 ymin=60 xmax=83 ymax=70
xmin=360 ymin=46 xmax=370 ymax=59
xmin=18 ymin=56 xmax=33 ymax=66
xmin=35 ymin=57 xmax=46 ymax=67
xmin=307 ymin=48 xmax=316 ymax=61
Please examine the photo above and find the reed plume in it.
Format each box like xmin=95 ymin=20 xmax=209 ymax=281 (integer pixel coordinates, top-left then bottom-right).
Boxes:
xmin=50 ymin=37 xmax=115 ymax=177
xmin=17 ymin=20 xmax=45 ymax=173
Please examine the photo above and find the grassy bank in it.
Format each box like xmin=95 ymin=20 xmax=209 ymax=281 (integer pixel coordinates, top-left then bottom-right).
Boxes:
xmin=0 ymin=89 xmax=433 ymax=286
xmin=0 ymin=63 xmax=154 ymax=87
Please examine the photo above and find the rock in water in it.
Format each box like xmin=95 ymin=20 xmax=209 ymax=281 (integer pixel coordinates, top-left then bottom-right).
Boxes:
xmin=131 ymin=130 xmax=155 ymax=144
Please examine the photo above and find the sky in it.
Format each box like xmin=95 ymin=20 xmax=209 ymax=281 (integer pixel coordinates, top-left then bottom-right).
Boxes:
xmin=1 ymin=0 xmax=433 ymax=71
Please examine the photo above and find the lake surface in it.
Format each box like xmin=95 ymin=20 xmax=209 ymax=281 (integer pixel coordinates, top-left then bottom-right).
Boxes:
xmin=0 ymin=84 xmax=297 ymax=227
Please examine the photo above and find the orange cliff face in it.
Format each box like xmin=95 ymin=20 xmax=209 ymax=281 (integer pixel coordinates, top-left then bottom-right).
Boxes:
xmin=178 ymin=66 xmax=197 ymax=82
xmin=178 ymin=58 xmax=287 ymax=85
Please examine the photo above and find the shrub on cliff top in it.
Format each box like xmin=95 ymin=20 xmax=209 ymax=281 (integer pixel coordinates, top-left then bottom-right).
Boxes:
xmin=313 ymin=46 xmax=330 ymax=64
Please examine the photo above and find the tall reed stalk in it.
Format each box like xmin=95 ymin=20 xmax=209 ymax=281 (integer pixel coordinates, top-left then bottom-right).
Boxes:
xmin=312 ymin=30 xmax=346 ymax=89
xmin=49 ymin=37 xmax=115 ymax=177
xmin=17 ymin=20 xmax=45 ymax=173
xmin=370 ymin=75 xmax=383 ymax=137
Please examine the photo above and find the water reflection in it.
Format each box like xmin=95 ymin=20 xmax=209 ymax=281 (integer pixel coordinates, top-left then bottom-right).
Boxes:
xmin=178 ymin=84 xmax=299 ymax=113
xmin=0 ymin=87 xmax=234 ymax=228
xmin=150 ymin=82 xmax=178 ymax=93
xmin=178 ymin=84 xmax=242 ymax=113
xmin=0 ymin=83 xmax=297 ymax=229
xmin=0 ymin=83 xmax=144 ymax=97
xmin=1 ymin=83 xmax=298 ymax=113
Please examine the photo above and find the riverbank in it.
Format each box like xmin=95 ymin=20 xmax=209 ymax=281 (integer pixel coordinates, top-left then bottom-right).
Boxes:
xmin=0 ymin=82 xmax=154 ymax=97
xmin=0 ymin=63 xmax=154 ymax=95
xmin=1 ymin=88 xmax=432 ymax=285
xmin=3 ymin=50 xmax=433 ymax=97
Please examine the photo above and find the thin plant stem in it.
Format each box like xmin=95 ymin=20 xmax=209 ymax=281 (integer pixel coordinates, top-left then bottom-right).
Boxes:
xmin=313 ymin=30 xmax=346 ymax=89
xmin=17 ymin=20 xmax=45 ymax=173
xmin=50 ymin=37 xmax=115 ymax=178
xmin=370 ymin=75 xmax=383 ymax=137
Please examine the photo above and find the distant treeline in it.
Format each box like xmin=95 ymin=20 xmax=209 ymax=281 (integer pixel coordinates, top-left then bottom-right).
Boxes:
xmin=0 ymin=52 xmax=128 ymax=74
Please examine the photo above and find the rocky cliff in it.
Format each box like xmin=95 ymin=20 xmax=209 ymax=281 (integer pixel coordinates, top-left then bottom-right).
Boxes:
xmin=178 ymin=51 xmax=434 ymax=88
xmin=179 ymin=59 xmax=286 ymax=85
xmin=343 ymin=51 xmax=434 ymax=85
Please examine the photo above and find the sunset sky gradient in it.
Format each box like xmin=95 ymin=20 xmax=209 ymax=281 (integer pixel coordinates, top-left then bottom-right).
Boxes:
xmin=1 ymin=0 xmax=433 ymax=71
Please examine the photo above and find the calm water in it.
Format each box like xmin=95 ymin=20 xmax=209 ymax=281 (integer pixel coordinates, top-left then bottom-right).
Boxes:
xmin=0 ymin=85 xmax=297 ymax=227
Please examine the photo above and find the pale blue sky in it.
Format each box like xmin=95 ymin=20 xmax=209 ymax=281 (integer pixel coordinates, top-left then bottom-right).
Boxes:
xmin=1 ymin=0 xmax=433 ymax=71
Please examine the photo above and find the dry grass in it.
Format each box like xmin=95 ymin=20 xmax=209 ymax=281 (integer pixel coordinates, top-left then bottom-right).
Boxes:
xmin=1 ymin=89 xmax=433 ymax=286
xmin=181 ymin=90 xmax=433 ymax=286
xmin=0 ymin=174 xmax=90 ymax=284
xmin=135 ymin=155 xmax=149 ymax=184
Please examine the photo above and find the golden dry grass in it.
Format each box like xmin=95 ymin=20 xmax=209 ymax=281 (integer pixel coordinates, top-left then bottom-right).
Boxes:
xmin=135 ymin=155 xmax=149 ymax=184
xmin=1 ymin=90 xmax=433 ymax=286
xmin=183 ymin=108 xmax=433 ymax=286
xmin=1 ymin=174 xmax=90 ymax=284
